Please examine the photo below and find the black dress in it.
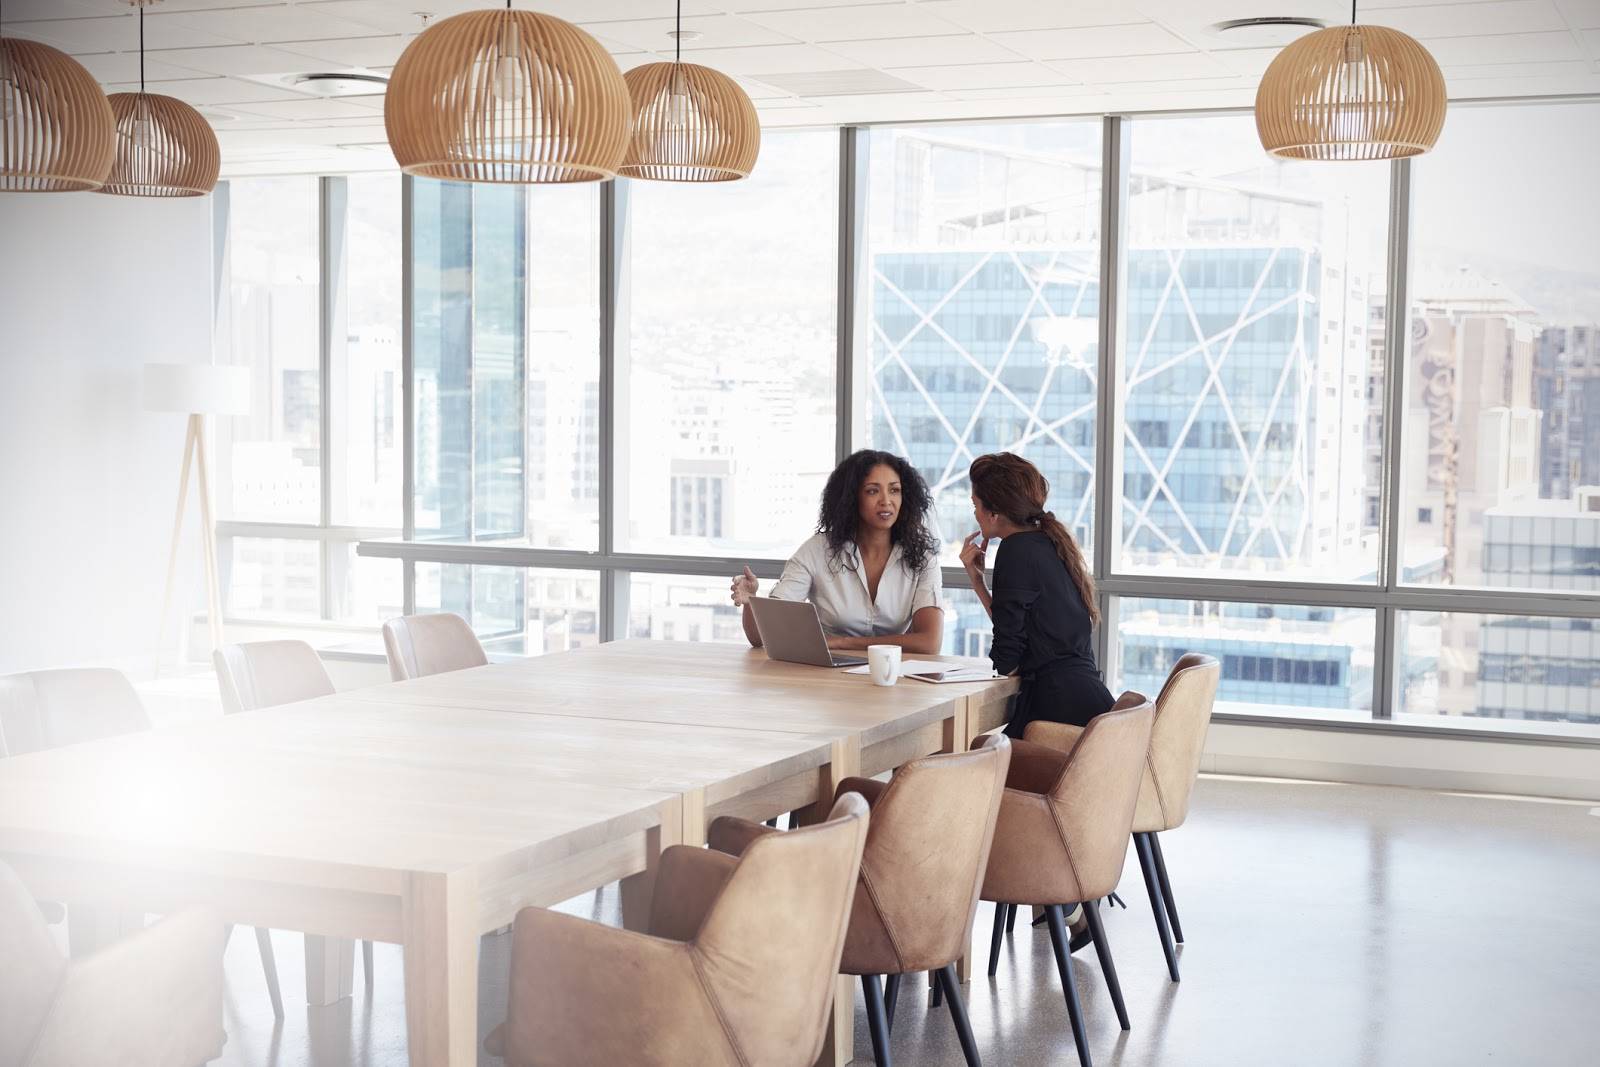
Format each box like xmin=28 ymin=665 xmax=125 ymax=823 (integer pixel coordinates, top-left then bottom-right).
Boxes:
xmin=987 ymin=530 xmax=1114 ymax=738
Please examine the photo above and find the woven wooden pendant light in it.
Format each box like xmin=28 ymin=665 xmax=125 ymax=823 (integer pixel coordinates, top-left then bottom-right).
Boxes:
xmin=1256 ymin=1 xmax=1446 ymax=161
xmin=385 ymin=2 xmax=630 ymax=184
xmin=0 ymin=22 xmax=115 ymax=191
xmin=99 ymin=3 xmax=219 ymax=197
xmin=619 ymin=1 xmax=759 ymax=182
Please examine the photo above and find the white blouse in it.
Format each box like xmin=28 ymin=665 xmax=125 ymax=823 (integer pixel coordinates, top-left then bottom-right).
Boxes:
xmin=769 ymin=533 xmax=942 ymax=638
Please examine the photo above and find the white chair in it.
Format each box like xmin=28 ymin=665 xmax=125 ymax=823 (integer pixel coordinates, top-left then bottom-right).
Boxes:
xmin=381 ymin=612 xmax=488 ymax=681
xmin=0 ymin=859 xmax=227 ymax=1067
xmin=213 ymin=640 xmax=375 ymax=990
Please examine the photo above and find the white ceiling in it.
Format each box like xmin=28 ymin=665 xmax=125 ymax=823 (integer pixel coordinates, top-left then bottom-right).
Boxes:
xmin=5 ymin=0 xmax=1598 ymax=176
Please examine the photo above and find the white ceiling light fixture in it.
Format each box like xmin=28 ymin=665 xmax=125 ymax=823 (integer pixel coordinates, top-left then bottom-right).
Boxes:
xmin=1211 ymin=16 xmax=1326 ymax=47
xmin=292 ymin=72 xmax=389 ymax=97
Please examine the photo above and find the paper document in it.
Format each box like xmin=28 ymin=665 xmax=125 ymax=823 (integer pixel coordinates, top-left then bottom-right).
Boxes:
xmin=845 ymin=660 xmax=999 ymax=683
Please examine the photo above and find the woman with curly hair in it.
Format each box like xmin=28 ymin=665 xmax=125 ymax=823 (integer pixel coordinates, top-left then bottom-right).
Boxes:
xmin=961 ymin=451 xmax=1113 ymax=738
xmin=729 ymin=449 xmax=944 ymax=655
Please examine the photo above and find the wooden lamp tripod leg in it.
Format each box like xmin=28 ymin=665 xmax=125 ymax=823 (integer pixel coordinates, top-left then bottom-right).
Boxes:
xmin=155 ymin=415 xmax=199 ymax=676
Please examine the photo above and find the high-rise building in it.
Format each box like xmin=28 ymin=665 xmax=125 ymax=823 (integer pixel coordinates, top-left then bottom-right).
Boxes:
xmin=1535 ymin=324 xmax=1600 ymax=500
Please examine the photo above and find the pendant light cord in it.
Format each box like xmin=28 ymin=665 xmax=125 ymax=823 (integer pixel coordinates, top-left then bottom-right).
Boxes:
xmin=139 ymin=3 xmax=146 ymax=94
xmin=1351 ymin=0 xmax=1358 ymax=25
xmin=675 ymin=0 xmax=682 ymax=65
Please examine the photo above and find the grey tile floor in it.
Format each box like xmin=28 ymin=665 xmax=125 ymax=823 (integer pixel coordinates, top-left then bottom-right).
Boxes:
xmin=202 ymin=776 xmax=1600 ymax=1066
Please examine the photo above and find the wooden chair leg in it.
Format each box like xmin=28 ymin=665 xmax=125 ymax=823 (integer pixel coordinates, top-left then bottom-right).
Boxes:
xmin=1149 ymin=832 xmax=1184 ymax=943
xmin=987 ymin=902 xmax=1007 ymax=977
xmin=1134 ymin=833 xmax=1180 ymax=982
xmin=1043 ymin=905 xmax=1092 ymax=1067
xmin=254 ymin=927 xmax=284 ymax=1019
xmin=1081 ymin=899 xmax=1129 ymax=1030
xmin=862 ymin=974 xmax=892 ymax=1066
xmin=362 ymin=939 xmax=374 ymax=988
xmin=936 ymin=964 xmax=983 ymax=1066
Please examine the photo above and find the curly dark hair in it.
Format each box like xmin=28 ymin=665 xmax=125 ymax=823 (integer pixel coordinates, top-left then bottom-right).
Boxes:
xmin=816 ymin=450 xmax=939 ymax=575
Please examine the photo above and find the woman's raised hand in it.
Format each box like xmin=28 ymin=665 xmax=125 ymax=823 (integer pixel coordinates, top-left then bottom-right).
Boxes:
xmin=730 ymin=565 xmax=759 ymax=607
xmin=959 ymin=531 xmax=989 ymax=575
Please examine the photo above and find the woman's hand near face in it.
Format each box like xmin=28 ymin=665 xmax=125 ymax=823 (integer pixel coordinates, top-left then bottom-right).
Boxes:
xmin=959 ymin=531 xmax=989 ymax=576
xmin=730 ymin=565 xmax=759 ymax=607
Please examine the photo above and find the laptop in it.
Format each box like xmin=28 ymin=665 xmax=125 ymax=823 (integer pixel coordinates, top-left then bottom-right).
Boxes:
xmin=748 ymin=597 xmax=869 ymax=668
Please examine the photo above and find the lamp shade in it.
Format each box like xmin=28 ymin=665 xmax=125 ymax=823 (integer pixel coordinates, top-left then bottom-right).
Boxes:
xmin=619 ymin=62 xmax=760 ymax=182
xmin=143 ymin=363 xmax=250 ymax=415
xmin=384 ymin=8 xmax=630 ymax=184
xmin=98 ymin=92 xmax=221 ymax=197
xmin=1255 ymin=24 xmax=1446 ymax=161
xmin=0 ymin=36 xmax=116 ymax=192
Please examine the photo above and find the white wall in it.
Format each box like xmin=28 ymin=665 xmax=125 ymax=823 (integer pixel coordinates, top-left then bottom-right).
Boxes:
xmin=0 ymin=192 xmax=214 ymax=674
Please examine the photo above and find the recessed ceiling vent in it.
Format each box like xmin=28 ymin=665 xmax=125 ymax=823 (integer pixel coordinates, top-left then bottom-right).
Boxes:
xmin=291 ymin=72 xmax=389 ymax=97
xmin=1211 ymin=16 xmax=1326 ymax=46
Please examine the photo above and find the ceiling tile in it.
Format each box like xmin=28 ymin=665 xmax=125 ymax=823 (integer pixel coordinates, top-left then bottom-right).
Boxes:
xmin=8 ymin=14 xmax=239 ymax=53
xmin=727 ymin=0 xmax=900 ymax=10
xmin=823 ymin=34 xmax=1025 ymax=67
xmin=1211 ymin=47 xmax=1292 ymax=78
xmin=891 ymin=61 xmax=1074 ymax=91
xmin=1557 ymin=0 xmax=1600 ymax=28
xmin=925 ymin=0 xmax=1155 ymax=34
xmin=1095 ymin=76 xmax=1249 ymax=94
xmin=158 ymin=6 xmax=389 ymax=44
xmin=273 ymin=35 xmax=411 ymax=69
xmin=743 ymin=4 xmax=969 ymax=41
xmin=1422 ymin=30 xmax=1583 ymax=63
xmin=524 ymin=0 xmax=725 ymax=21
xmin=755 ymin=68 xmax=926 ymax=95
xmin=576 ymin=15 xmax=793 ymax=52
xmin=70 ymin=52 xmax=214 ymax=83
xmin=1584 ymin=26 xmax=1600 ymax=50
xmin=224 ymin=98 xmax=388 ymax=121
xmin=1365 ymin=1 xmax=1569 ymax=38
xmin=1049 ymin=51 xmax=1234 ymax=83
xmin=145 ymin=44 xmax=335 ymax=77
xmin=0 ymin=0 xmax=109 ymax=19
xmin=943 ymin=84 xmax=1107 ymax=103
xmin=1441 ymin=59 xmax=1591 ymax=78
xmin=101 ymin=77 xmax=309 ymax=106
xmin=678 ymin=42 xmax=863 ymax=74
xmin=990 ymin=23 xmax=1196 ymax=61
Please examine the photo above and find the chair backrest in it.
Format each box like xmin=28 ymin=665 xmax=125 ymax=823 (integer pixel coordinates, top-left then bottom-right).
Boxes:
xmin=213 ymin=640 xmax=336 ymax=715
xmin=693 ymin=791 xmax=870 ymax=1067
xmin=1134 ymin=653 xmax=1221 ymax=833
xmin=1047 ymin=692 xmax=1155 ymax=901
xmin=0 ymin=669 xmax=150 ymax=757
xmin=381 ymin=613 xmax=488 ymax=681
xmin=0 ymin=860 xmax=67 ymax=1066
xmin=846 ymin=734 xmax=1011 ymax=975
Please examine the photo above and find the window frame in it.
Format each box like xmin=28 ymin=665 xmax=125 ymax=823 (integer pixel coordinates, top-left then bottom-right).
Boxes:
xmin=347 ymin=102 xmax=1600 ymax=741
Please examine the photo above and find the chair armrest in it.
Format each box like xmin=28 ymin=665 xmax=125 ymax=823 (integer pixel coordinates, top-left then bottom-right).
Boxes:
xmin=1023 ymin=721 xmax=1085 ymax=753
xmin=1003 ymin=738 xmax=1071 ymax=796
xmin=707 ymin=815 xmax=780 ymax=858
xmin=26 ymin=910 xmax=225 ymax=1067
xmin=648 ymin=845 xmax=738 ymax=942
xmin=833 ymin=776 xmax=889 ymax=808
xmin=497 ymin=907 xmax=720 ymax=1067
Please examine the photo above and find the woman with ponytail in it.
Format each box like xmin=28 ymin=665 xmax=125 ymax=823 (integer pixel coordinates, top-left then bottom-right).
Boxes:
xmin=961 ymin=452 xmax=1113 ymax=738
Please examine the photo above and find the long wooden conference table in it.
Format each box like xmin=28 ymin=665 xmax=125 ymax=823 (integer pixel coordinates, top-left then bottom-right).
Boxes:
xmin=0 ymin=639 xmax=1016 ymax=1066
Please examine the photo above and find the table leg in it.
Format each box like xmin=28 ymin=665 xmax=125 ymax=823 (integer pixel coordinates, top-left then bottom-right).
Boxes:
xmin=951 ymin=698 xmax=975 ymax=983
xmin=305 ymin=935 xmax=355 ymax=1006
xmin=813 ymin=736 xmax=861 ymax=1067
xmin=620 ymin=796 xmax=687 ymax=933
xmin=402 ymin=869 xmax=478 ymax=1067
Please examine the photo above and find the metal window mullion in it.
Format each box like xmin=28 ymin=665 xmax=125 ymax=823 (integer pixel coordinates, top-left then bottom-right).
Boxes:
xmin=1092 ymin=115 xmax=1129 ymax=677
xmin=401 ymin=174 xmax=416 ymax=543
xmin=599 ymin=178 xmax=629 ymax=641
xmin=1373 ymin=158 xmax=1414 ymax=719
xmin=836 ymin=126 xmax=865 ymax=462
xmin=318 ymin=176 xmax=345 ymax=621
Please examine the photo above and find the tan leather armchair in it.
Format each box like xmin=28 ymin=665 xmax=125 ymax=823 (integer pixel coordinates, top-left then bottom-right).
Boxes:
xmin=983 ymin=694 xmax=1153 ymax=1067
xmin=485 ymin=792 xmax=869 ymax=1067
xmin=708 ymin=736 xmax=1012 ymax=1067
xmin=0 ymin=860 xmax=226 ymax=1067
xmin=1025 ymin=653 xmax=1220 ymax=982
xmin=381 ymin=612 xmax=488 ymax=681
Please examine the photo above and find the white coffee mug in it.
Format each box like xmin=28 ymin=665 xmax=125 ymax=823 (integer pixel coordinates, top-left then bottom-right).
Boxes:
xmin=867 ymin=644 xmax=902 ymax=687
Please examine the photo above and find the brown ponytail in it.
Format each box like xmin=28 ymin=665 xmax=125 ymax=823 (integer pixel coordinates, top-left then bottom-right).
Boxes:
xmin=968 ymin=452 xmax=1100 ymax=624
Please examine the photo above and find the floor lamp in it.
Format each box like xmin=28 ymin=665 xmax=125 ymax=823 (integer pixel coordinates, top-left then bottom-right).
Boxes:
xmin=145 ymin=363 xmax=250 ymax=672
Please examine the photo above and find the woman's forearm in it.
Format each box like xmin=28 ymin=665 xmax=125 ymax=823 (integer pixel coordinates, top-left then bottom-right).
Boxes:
xmin=829 ymin=608 xmax=944 ymax=656
xmin=741 ymin=603 xmax=763 ymax=647
xmin=966 ymin=568 xmax=994 ymax=617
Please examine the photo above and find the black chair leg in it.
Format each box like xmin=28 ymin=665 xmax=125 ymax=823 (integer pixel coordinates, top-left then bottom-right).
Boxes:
xmin=361 ymin=938 xmax=374 ymax=988
xmin=884 ymin=973 xmax=902 ymax=1032
xmin=987 ymin=902 xmax=1007 ymax=977
xmin=1148 ymin=832 xmax=1184 ymax=943
xmin=1005 ymin=902 xmax=1017 ymax=934
xmin=1044 ymin=904 xmax=1093 ymax=1067
xmin=1134 ymin=833 xmax=1180 ymax=982
xmin=1081 ymin=899 xmax=1129 ymax=1031
xmin=862 ymin=975 xmax=892 ymax=1067
xmin=931 ymin=969 xmax=943 ymax=1008
xmin=936 ymin=964 xmax=983 ymax=1067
